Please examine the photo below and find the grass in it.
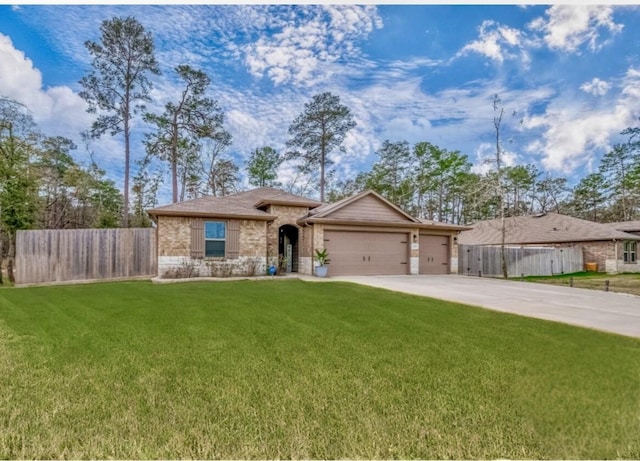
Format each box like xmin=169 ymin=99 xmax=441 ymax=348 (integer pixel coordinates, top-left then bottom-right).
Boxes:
xmin=1 ymin=279 xmax=639 ymax=459
xmin=523 ymin=271 xmax=640 ymax=296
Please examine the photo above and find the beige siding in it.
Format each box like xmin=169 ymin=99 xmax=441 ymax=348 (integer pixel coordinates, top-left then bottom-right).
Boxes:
xmin=327 ymin=195 xmax=412 ymax=222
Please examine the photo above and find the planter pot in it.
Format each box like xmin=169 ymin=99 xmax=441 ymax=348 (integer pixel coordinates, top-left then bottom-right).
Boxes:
xmin=315 ymin=265 xmax=328 ymax=278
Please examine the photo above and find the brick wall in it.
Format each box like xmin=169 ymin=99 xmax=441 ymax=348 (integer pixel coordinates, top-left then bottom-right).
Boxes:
xmin=580 ymin=241 xmax=616 ymax=272
xmin=265 ymin=205 xmax=310 ymax=263
xmin=239 ymin=219 xmax=267 ymax=257
xmin=156 ymin=216 xmax=268 ymax=277
xmin=157 ymin=216 xmax=191 ymax=257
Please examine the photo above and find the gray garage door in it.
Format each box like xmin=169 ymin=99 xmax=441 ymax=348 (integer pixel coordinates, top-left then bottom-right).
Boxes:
xmin=324 ymin=231 xmax=409 ymax=276
xmin=419 ymin=234 xmax=450 ymax=274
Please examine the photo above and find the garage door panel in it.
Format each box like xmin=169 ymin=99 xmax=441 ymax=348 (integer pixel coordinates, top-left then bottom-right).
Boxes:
xmin=324 ymin=231 xmax=409 ymax=276
xmin=419 ymin=235 xmax=450 ymax=274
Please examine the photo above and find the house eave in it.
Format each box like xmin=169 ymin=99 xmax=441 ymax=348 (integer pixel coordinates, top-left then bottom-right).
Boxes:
xmin=254 ymin=198 xmax=323 ymax=209
xmin=147 ymin=210 xmax=275 ymax=222
xmin=298 ymin=217 xmax=470 ymax=231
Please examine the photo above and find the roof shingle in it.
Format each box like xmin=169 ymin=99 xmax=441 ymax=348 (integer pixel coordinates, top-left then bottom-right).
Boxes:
xmin=147 ymin=187 xmax=321 ymax=220
xmin=458 ymin=212 xmax=640 ymax=245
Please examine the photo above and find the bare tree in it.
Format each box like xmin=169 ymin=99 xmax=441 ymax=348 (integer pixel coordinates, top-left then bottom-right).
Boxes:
xmin=493 ymin=94 xmax=508 ymax=279
xmin=144 ymin=65 xmax=226 ymax=203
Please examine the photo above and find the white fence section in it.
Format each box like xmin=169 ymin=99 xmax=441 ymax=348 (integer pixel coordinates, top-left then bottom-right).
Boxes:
xmin=458 ymin=244 xmax=583 ymax=277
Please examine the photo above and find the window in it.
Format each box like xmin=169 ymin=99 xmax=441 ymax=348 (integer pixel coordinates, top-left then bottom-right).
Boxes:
xmin=205 ymin=221 xmax=226 ymax=257
xmin=623 ymin=241 xmax=637 ymax=263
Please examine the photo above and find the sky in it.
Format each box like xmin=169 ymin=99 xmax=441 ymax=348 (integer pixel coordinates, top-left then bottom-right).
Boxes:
xmin=1 ymin=2 xmax=640 ymax=203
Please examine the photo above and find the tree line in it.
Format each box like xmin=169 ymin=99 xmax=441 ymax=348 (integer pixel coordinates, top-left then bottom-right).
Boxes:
xmin=1 ymin=15 xmax=639 ymax=283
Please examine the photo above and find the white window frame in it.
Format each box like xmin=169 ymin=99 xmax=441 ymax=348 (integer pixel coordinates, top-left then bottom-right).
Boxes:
xmin=623 ymin=240 xmax=637 ymax=264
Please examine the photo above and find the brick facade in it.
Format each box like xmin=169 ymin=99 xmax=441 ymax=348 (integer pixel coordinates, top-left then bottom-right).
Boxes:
xmin=157 ymin=216 xmax=268 ymax=277
xmin=153 ymin=191 xmax=465 ymax=278
xmin=264 ymin=205 xmax=310 ymax=264
xmin=581 ymin=241 xmax=615 ymax=272
xmin=157 ymin=216 xmax=191 ymax=257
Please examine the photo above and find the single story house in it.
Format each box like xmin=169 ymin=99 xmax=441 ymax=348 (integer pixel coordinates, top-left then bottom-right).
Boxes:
xmin=147 ymin=187 xmax=471 ymax=278
xmin=457 ymin=212 xmax=640 ymax=273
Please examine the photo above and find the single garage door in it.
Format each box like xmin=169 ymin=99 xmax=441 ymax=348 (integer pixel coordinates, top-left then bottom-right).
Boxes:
xmin=324 ymin=231 xmax=409 ymax=276
xmin=419 ymin=234 xmax=450 ymax=274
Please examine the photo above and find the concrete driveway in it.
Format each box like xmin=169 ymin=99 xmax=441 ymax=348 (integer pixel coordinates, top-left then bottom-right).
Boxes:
xmin=327 ymin=274 xmax=640 ymax=338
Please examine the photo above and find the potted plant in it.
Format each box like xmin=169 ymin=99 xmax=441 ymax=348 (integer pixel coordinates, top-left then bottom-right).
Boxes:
xmin=313 ymin=248 xmax=330 ymax=277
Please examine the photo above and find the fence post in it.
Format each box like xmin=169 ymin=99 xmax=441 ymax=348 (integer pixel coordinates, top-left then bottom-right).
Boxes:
xmin=569 ymin=277 xmax=573 ymax=287
xmin=605 ymin=280 xmax=610 ymax=292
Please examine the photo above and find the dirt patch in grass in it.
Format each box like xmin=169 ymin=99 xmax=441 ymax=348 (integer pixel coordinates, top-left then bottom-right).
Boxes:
xmin=524 ymin=272 xmax=640 ymax=296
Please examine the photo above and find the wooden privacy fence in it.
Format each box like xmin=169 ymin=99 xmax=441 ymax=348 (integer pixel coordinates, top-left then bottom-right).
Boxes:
xmin=458 ymin=244 xmax=583 ymax=277
xmin=16 ymin=228 xmax=157 ymax=285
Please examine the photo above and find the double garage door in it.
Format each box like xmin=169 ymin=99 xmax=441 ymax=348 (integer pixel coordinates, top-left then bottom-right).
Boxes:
xmin=323 ymin=230 xmax=450 ymax=276
xmin=324 ymin=231 xmax=409 ymax=276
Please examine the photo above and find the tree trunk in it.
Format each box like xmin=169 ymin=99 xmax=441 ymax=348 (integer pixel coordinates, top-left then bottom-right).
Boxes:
xmin=320 ymin=147 xmax=326 ymax=202
xmin=0 ymin=236 xmax=3 ymax=285
xmin=7 ymin=234 xmax=14 ymax=283
xmin=123 ymin=115 xmax=131 ymax=228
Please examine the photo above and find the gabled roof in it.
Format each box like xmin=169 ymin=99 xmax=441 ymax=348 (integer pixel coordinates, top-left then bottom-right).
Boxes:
xmin=298 ymin=189 xmax=471 ymax=231
xmin=147 ymin=187 xmax=321 ymax=221
xmin=306 ymin=189 xmax=420 ymax=223
xmin=458 ymin=212 xmax=640 ymax=245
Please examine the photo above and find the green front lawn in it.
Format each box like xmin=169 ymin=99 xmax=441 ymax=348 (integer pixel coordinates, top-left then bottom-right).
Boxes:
xmin=1 ymin=280 xmax=638 ymax=459
xmin=524 ymin=271 xmax=640 ymax=296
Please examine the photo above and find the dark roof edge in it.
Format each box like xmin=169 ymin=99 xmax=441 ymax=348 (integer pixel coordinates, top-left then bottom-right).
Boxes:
xmin=254 ymin=198 xmax=323 ymax=209
xmin=147 ymin=210 xmax=275 ymax=221
xmin=298 ymin=217 xmax=471 ymax=231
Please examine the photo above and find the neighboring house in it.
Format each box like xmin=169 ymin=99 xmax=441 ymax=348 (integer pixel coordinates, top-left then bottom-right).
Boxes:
xmin=147 ymin=187 xmax=470 ymax=278
xmin=457 ymin=212 xmax=640 ymax=273
xmin=602 ymin=220 xmax=640 ymax=267
xmin=602 ymin=220 xmax=640 ymax=236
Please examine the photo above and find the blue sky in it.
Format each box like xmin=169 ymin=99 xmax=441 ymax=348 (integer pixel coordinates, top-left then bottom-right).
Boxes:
xmin=1 ymin=3 xmax=640 ymax=203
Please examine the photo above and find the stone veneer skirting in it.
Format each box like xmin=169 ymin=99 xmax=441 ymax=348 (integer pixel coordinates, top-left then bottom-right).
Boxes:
xmin=158 ymin=255 xmax=268 ymax=278
xmin=298 ymin=256 xmax=313 ymax=275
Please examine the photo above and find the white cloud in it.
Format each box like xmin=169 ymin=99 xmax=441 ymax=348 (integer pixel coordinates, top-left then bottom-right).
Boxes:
xmin=528 ymin=5 xmax=623 ymax=53
xmin=457 ymin=20 xmax=531 ymax=65
xmin=580 ymin=78 xmax=611 ymax=96
xmin=242 ymin=5 xmax=382 ymax=86
xmin=522 ymin=67 xmax=640 ymax=173
xmin=0 ymin=33 xmax=91 ymax=141
xmin=471 ymin=142 xmax=517 ymax=175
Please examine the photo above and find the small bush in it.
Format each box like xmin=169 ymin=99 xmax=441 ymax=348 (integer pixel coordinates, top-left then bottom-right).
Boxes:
xmin=162 ymin=260 xmax=199 ymax=279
